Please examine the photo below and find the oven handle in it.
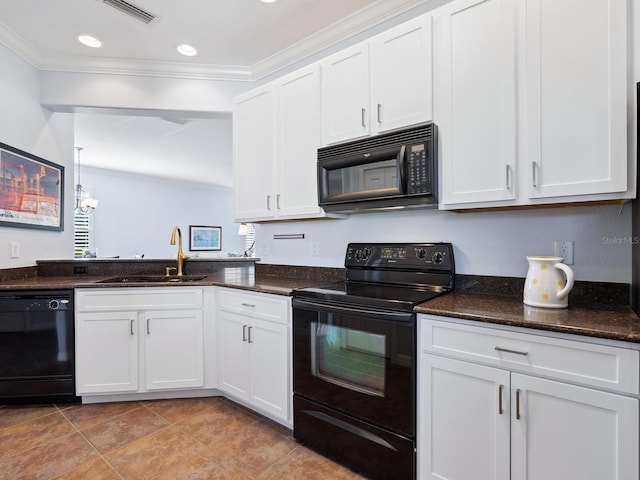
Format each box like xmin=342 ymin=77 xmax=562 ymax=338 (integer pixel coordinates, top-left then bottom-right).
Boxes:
xmin=292 ymin=298 xmax=414 ymax=323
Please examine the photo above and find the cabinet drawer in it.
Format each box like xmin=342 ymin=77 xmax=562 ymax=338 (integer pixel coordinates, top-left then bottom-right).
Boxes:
xmin=76 ymin=288 xmax=203 ymax=311
xmin=217 ymin=288 xmax=290 ymax=324
xmin=420 ymin=315 xmax=639 ymax=395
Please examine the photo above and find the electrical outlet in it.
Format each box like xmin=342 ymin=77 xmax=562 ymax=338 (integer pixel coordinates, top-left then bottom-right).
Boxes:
xmin=258 ymin=241 xmax=269 ymax=255
xmin=312 ymin=241 xmax=320 ymax=256
xmin=10 ymin=242 xmax=19 ymax=259
xmin=554 ymin=241 xmax=573 ymax=265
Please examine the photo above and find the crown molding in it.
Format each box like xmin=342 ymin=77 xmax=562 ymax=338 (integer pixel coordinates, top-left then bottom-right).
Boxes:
xmin=251 ymin=0 xmax=434 ymax=80
xmin=0 ymin=0 xmax=435 ymax=82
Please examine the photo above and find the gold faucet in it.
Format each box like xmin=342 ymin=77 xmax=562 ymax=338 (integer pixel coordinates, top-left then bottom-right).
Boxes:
xmin=170 ymin=226 xmax=189 ymax=276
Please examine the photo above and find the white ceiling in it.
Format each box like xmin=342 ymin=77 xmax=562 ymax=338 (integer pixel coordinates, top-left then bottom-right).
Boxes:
xmin=0 ymin=0 xmax=431 ymax=187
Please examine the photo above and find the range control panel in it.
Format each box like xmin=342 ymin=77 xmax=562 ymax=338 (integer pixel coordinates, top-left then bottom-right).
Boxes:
xmin=345 ymin=243 xmax=454 ymax=270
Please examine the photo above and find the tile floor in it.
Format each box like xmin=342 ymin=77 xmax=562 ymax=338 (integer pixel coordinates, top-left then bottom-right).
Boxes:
xmin=0 ymin=396 xmax=365 ymax=480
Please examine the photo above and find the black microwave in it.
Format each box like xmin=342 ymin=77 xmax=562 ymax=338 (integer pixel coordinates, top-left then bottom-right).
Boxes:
xmin=317 ymin=123 xmax=437 ymax=213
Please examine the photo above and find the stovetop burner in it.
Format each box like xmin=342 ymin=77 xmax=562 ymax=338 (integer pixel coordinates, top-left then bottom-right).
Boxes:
xmin=293 ymin=243 xmax=455 ymax=312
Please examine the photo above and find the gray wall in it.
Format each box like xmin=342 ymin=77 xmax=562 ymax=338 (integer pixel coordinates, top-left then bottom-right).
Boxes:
xmin=256 ymin=204 xmax=632 ymax=283
xmin=81 ymin=167 xmax=244 ymax=259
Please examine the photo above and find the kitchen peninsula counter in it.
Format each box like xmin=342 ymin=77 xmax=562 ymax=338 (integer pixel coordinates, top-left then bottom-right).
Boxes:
xmin=0 ymin=260 xmax=345 ymax=297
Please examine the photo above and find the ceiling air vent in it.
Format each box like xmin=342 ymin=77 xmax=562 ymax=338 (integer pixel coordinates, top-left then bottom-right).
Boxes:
xmin=102 ymin=0 xmax=156 ymax=24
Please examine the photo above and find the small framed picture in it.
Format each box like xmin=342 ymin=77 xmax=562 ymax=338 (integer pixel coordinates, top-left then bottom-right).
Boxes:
xmin=189 ymin=225 xmax=221 ymax=251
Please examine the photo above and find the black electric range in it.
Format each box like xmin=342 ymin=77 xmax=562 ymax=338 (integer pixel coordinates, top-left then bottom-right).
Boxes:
xmin=291 ymin=242 xmax=455 ymax=480
xmin=294 ymin=242 xmax=455 ymax=312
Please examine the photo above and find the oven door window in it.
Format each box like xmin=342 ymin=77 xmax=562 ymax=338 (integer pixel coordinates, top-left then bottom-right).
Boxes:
xmin=293 ymin=302 xmax=415 ymax=436
xmin=312 ymin=321 xmax=386 ymax=397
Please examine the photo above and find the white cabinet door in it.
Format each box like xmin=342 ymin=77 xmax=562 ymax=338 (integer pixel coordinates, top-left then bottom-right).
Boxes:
xmin=143 ymin=309 xmax=204 ymax=391
xmin=233 ymin=84 xmax=277 ymax=221
xmin=249 ymin=317 xmax=289 ymax=422
xmin=321 ymin=42 xmax=370 ymax=144
xmin=371 ymin=14 xmax=433 ymax=134
xmin=420 ymin=354 xmax=510 ymax=480
xmin=276 ymin=64 xmax=324 ymax=219
xmin=523 ymin=0 xmax=627 ymax=199
xmin=217 ymin=310 xmax=251 ymax=401
xmin=511 ymin=373 xmax=639 ymax=480
xmin=436 ymin=0 xmax=517 ymax=206
xmin=75 ymin=311 xmax=138 ymax=394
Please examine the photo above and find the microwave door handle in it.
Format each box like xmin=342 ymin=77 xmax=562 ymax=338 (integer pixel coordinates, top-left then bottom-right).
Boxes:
xmin=397 ymin=145 xmax=407 ymax=194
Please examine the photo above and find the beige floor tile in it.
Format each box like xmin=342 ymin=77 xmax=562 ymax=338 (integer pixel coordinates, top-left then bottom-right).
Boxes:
xmin=105 ymin=425 xmax=204 ymax=480
xmin=206 ymin=419 xmax=298 ymax=477
xmin=176 ymin=402 xmax=258 ymax=445
xmin=0 ymin=398 xmax=361 ymax=480
xmin=142 ymin=396 xmax=224 ymax=424
xmin=0 ymin=432 xmax=98 ymax=480
xmin=53 ymin=457 xmax=122 ymax=480
xmin=0 ymin=404 xmax=60 ymax=429
xmin=256 ymin=446 xmax=359 ymax=480
xmin=80 ymin=406 xmax=170 ymax=454
xmin=62 ymin=401 xmax=142 ymax=430
xmin=153 ymin=449 xmax=252 ymax=480
xmin=0 ymin=411 xmax=76 ymax=459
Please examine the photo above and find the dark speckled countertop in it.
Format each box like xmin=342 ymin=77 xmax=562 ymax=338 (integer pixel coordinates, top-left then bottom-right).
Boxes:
xmin=1 ymin=262 xmax=638 ymax=343
xmin=0 ymin=262 xmax=345 ymax=297
xmin=416 ymin=292 xmax=640 ymax=344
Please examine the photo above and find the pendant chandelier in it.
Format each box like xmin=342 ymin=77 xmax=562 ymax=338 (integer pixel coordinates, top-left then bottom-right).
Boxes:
xmin=74 ymin=147 xmax=98 ymax=214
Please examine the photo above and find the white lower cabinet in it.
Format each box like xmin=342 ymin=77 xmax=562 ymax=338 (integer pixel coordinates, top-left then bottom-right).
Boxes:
xmin=216 ymin=288 xmax=291 ymax=426
xmin=75 ymin=288 xmax=206 ymax=396
xmin=419 ymin=315 xmax=639 ymax=480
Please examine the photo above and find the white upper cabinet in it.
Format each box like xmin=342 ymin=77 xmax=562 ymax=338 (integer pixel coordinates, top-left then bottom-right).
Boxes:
xmin=437 ymin=0 xmax=631 ymax=209
xmin=321 ymin=42 xmax=371 ymax=144
xmin=275 ymin=64 xmax=325 ymax=219
xmin=233 ymin=64 xmax=333 ymax=222
xmin=436 ymin=0 xmax=517 ymax=205
xmin=322 ymin=14 xmax=433 ymax=145
xmin=371 ymin=14 xmax=433 ymax=135
xmin=233 ymin=84 xmax=277 ymax=221
xmin=523 ymin=0 xmax=628 ymax=199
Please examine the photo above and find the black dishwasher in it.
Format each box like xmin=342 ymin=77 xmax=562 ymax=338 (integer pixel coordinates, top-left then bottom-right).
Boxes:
xmin=0 ymin=290 xmax=77 ymax=404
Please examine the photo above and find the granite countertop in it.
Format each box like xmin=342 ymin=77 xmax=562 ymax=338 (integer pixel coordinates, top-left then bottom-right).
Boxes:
xmin=416 ymin=292 xmax=640 ymax=343
xmin=1 ymin=263 xmax=639 ymax=344
xmin=0 ymin=271 xmax=320 ymax=296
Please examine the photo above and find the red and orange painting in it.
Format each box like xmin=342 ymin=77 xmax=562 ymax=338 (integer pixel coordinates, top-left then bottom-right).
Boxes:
xmin=0 ymin=143 xmax=64 ymax=231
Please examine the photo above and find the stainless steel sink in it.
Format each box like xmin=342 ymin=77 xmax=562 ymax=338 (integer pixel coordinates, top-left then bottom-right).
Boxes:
xmin=96 ymin=275 xmax=207 ymax=284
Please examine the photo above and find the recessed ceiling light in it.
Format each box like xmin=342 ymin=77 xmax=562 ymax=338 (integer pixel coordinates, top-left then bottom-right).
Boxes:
xmin=176 ymin=43 xmax=198 ymax=57
xmin=77 ymin=35 xmax=102 ymax=48
xmin=261 ymin=0 xmax=277 ymax=3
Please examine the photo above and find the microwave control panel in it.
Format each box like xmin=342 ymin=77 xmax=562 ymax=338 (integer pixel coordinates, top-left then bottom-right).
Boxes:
xmin=406 ymin=142 xmax=431 ymax=195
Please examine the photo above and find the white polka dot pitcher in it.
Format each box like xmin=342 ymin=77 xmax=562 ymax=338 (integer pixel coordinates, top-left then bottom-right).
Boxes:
xmin=523 ymin=256 xmax=574 ymax=308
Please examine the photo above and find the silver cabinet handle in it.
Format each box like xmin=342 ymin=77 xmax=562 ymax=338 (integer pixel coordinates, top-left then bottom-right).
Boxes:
xmin=361 ymin=108 xmax=366 ymax=127
xmin=241 ymin=303 xmax=255 ymax=308
xmin=506 ymin=164 xmax=512 ymax=190
xmin=377 ymin=103 xmax=382 ymax=124
xmin=516 ymin=389 xmax=522 ymax=420
xmin=276 ymin=194 xmax=281 ymax=210
xmin=130 ymin=319 xmax=135 ymax=336
xmin=495 ymin=346 xmax=529 ymax=356
xmin=248 ymin=326 xmax=253 ymax=343
xmin=498 ymin=384 xmax=504 ymax=415
xmin=146 ymin=319 xmax=150 ymax=334
xmin=242 ymin=324 xmax=247 ymax=342
xmin=532 ymin=161 xmax=538 ymax=188
xmin=266 ymin=195 xmax=271 ymax=210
